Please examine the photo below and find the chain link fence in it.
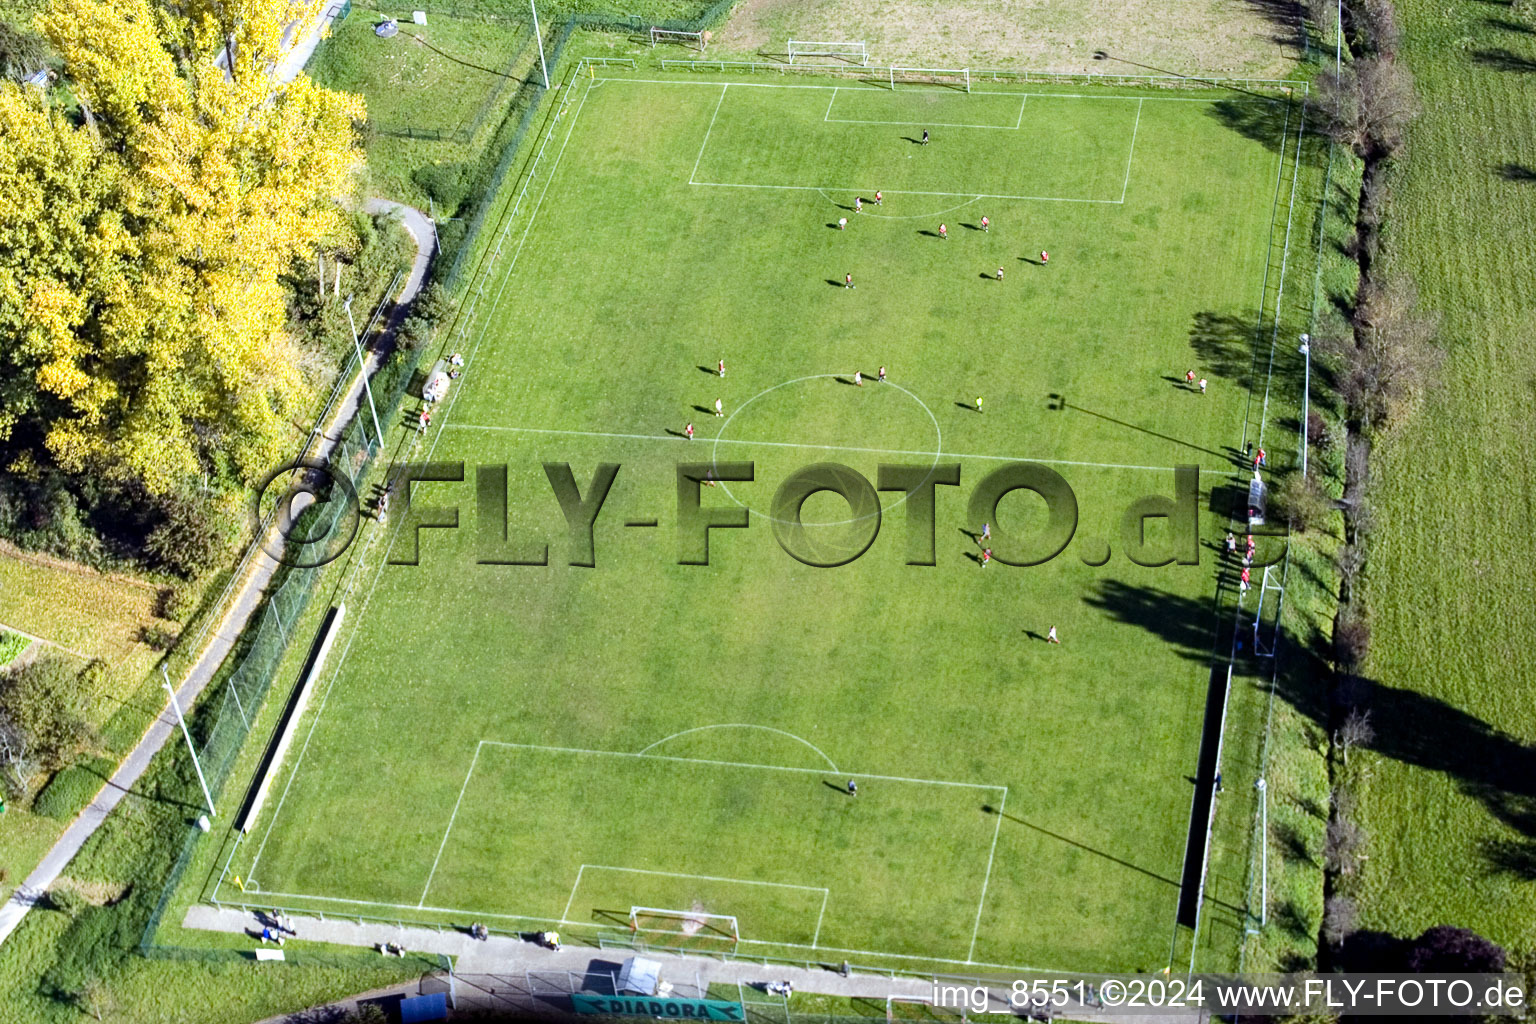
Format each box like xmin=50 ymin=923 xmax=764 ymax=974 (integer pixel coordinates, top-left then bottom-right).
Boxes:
xmin=140 ymin=278 xmax=436 ymax=961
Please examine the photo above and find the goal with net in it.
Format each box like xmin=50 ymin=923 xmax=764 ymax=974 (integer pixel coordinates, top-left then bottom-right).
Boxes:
xmin=650 ymin=26 xmax=707 ymax=50
xmin=787 ymin=39 xmax=868 ymax=65
xmin=888 ymin=66 xmax=971 ymax=92
xmin=628 ymin=906 xmax=739 ymax=950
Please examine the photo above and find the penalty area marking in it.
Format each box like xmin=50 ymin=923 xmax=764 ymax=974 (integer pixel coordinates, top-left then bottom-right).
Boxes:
xmin=689 ymin=83 xmax=729 ymax=186
xmin=441 ymin=422 xmax=1243 ymax=476
xmin=1120 ymin=99 xmax=1143 ymax=204
xmin=637 ymin=723 xmax=839 ymax=770
xmin=563 ymin=865 xmax=831 ymax=948
xmin=683 ymin=80 xmax=1132 ymax=204
xmin=819 ymin=189 xmax=984 ymax=220
xmin=688 ymin=179 xmax=1123 ymax=205
xmin=823 ymin=88 xmax=1028 ymax=130
xmin=420 ymin=739 xmax=1004 ymax=913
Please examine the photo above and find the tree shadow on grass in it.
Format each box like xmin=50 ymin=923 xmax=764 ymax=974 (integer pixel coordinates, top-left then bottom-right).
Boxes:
xmin=1189 ymin=309 xmax=1265 ymax=389
xmin=1486 ymin=15 xmax=1536 ymax=34
xmin=1208 ymin=97 xmax=1294 ymax=153
xmin=1087 ymin=578 xmax=1536 ymax=883
xmin=1189 ymin=309 xmax=1337 ymax=413
xmin=981 ymin=804 xmax=1200 ymax=895
xmin=1496 ymin=162 xmax=1536 ymax=181
xmin=1048 ymin=391 xmax=1231 ymax=461
xmin=1472 ymin=47 xmax=1536 ymax=72
xmin=1240 ymin=0 xmax=1307 ymax=49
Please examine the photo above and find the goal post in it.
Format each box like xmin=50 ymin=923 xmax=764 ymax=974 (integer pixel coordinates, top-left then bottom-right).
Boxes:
xmin=888 ymin=66 xmax=970 ymax=92
xmin=787 ymin=39 xmax=868 ymax=65
xmin=1252 ymin=563 xmax=1285 ymax=657
xmin=628 ymin=906 xmax=739 ymax=948
xmin=650 ymin=26 xmax=706 ymax=50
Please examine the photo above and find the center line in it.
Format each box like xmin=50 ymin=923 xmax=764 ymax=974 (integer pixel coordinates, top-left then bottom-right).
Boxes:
xmin=441 ymin=423 xmax=1240 ymax=475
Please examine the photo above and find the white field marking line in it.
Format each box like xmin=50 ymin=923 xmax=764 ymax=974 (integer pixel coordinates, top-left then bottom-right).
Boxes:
xmin=824 ymin=85 xmax=837 ymax=121
xmin=249 ymin=76 xmax=601 ymax=883
xmin=1016 ymin=93 xmax=1026 ymax=129
xmin=391 ymin=85 xmax=600 ymax=895
xmin=688 ymin=180 xmax=1121 ymax=204
xmin=689 ymin=83 xmax=729 ymax=186
xmin=594 ymin=77 xmax=1243 ymax=103
xmin=823 ymin=117 xmax=1023 ymax=129
xmin=566 ymin=865 xmax=830 ymax=947
xmin=442 ymin=423 xmax=1244 ymax=476
xmin=418 ymin=740 xmax=484 ymax=906
xmin=1119 ymin=98 xmax=1143 ymax=204
xmin=831 ymin=193 xmax=983 ymax=220
xmin=477 ymin=739 xmax=1006 ymax=791
xmin=576 ymin=864 xmax=829 ymax=891
xmin=499 ymin=76 xmax=599 ymax=296
xmin=1237 ymin=100 xmax=1291 ymax=457
xmin=968 ymin=786 xmax=1006 ymax=962
xmin=234 ymin=885 xmax=1088 ymax=976
xmin=243 ymin=888 xmax=570 ymax=927
xmin=561 ymin=865 xmax=585 ymax=924
xmin=1256 ymin=101 xmax=1307 ymax=451
xmin=637 ymin=724 xmax=838 ymax=770
xmin=711 ymin=374 xmax=940 ymax=527
xmin=212 ymin=829 xmax=245 ymax=906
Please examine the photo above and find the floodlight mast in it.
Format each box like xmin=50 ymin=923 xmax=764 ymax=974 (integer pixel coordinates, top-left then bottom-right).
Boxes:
xmin=531 ymin=0 xmax=549 ymax=89
xmin=164 ymin=665 xmax=216 ymax=817
xmin=1298 ymin=335 xmax=1311 ymax=477
xmin=1256 ymin=777 xmax=1268 ymax=926
xmin=343 ymin=294 xmax=385 ymax=452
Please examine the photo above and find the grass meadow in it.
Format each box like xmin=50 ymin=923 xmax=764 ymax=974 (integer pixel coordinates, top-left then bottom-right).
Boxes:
xmin=1348 ymin=2 xmax=1536 ymax=953
xmin=307 ymin=6 xmax=535 ymax=217
xmin=213 ymin=70 xmax=1315 ymax=975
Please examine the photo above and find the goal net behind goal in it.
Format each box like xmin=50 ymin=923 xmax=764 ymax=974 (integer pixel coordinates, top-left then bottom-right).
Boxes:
xmin=628 ymin=906 xmax=739 ymax=950
xmin=651 ymin=27 xmax=706 ymax=50
xmin=788 ymin=39 xmax=868 ymax=65
xmin=887 ymin=66 xmax=971 ymax=92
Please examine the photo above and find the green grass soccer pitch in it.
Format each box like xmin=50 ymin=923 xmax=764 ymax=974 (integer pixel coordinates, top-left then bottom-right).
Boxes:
xmin=224 ymin=71 xmax=1307 ymax=974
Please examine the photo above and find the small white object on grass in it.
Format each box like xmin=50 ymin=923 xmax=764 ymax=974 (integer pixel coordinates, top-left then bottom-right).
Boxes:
xmin=197 ymin=814 xmax=211 ymax=832
xmin=413 ymin=10 xmax=426 ymax=24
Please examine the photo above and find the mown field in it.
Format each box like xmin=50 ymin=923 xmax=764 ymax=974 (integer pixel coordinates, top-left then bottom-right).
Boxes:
xmin=1354 ymin=0 xmax=1536 ymax=952
xmin=220 ymin=70 xmax=1313 ymax=975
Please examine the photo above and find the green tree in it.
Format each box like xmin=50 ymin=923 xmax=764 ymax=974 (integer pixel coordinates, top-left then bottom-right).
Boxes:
xmin=0 ymin=653 xmax=95 ymax=785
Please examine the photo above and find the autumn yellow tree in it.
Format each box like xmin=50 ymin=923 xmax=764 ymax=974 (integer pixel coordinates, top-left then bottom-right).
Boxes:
xmin=0 ymin=0 xmax=365 ymax=495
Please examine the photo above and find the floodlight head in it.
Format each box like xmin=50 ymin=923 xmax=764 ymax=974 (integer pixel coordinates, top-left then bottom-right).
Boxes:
xmin=1093 ymin=50 xmax=1109 ymax=60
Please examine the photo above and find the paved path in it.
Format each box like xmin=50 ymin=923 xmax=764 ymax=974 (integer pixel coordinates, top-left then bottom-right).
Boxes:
xmin=0 ymin=203 xmax=434 ymax=950
xmin=274 ymin=0 xmax=344 ymax=86
xmin=188 ymin=907 xmax=1197 ymax=1024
